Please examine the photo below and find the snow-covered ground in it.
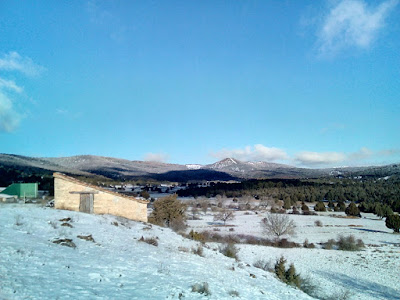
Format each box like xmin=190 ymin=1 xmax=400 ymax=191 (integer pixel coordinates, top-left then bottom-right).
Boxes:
xmin=0 ymin=204 xmax=313 ymax=300
xmin=1 ymin=204 xmax=399 ymax=300
xmin=187 ymin=210 xmax=400 ymax=300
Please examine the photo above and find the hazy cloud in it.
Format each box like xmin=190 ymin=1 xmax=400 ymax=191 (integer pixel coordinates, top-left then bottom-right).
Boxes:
xmin=0 ymin=78 xmax=23 ymax=93
xmin=0 ymin=92 xmax=21 ymax=132
xmin=143 ymin=152 xmax=170 ymax=163
xmin=295 ymin=147 xmax=400 ymax=167
xmin=56 ymin=108 xmax=69 ymax=115
xmin=294 ymin=151 xmax=346 ymax=166
xmin=378 ymin=149 xmax=400 ymax=156
xmin=0 ymin=51 xmax=43 ymax=132
xmin=347 ymin=147 xmax=374 ymax=160
xmin=0 ymin=51 xmax=45 ymax=77
xmin=317 ymin=0 xmax=398 ymax=56
xmin=211 ymin=144 xmax=288 ymax=162
xmin=86 ymin=0 xmax=127 ymax=42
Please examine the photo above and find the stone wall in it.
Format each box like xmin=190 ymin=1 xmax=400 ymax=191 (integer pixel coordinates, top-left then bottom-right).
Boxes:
xmin=54 ymin=174 xmax=148 ymax=222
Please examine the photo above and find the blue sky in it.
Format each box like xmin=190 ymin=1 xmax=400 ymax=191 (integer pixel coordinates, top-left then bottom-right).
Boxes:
xmin=0 ymin=0 xmax=399 ymax=167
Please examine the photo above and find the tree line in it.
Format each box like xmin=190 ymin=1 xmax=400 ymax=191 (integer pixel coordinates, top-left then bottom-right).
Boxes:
xmin=178 ymin=177 xmax=400 ymax=213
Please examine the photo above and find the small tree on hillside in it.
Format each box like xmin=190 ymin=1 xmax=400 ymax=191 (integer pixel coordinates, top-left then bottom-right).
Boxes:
xmin=338 ymin=201 xmax=346 ymax=212
xmin=385 ymin=214 xmax=400 ymax=233
xmin=140 ymin=190 xmax=150 ymax=199
xmin=301 ymin=203 xmax=309 ymax=212
xmin=314 ymin=201 xmax=326 ymax=212
xmin=214 ymin=208 xmax=235 ymax=225
xmin=381 ymin=205 xmax=394 ymax=219
xmin=148 ymin=194 xmax=187 ymax=231
xmin=345 ymin=202 xmax=361 ymax=217
xmin=261 ymin=213 xmax=296 ymax=239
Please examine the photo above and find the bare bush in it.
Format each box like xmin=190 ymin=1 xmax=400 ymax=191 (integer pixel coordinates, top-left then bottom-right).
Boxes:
xmin=303 ymin=239 xmax=315 ymax=248
xmin=192 ymin=245 xmax=204 ymax=257
xmin=323 ymin=239 xmax=336 ymax=250
xmin=191 ymin=282 xmax=211 ymax=296
xmin=314 ymin=220 xmax=323 ymax=227
xmin=337 ymin=235 xmax=364 ymax=251
xmin=219 ymin=243 xmax=239 ymax=260
xmin=253 ymin=259 xmax=272 ymax=272
xmin=261 ymin=213 xmax=296 ymax=239
xmin=213 ymin=208 xmax=235 ymax=225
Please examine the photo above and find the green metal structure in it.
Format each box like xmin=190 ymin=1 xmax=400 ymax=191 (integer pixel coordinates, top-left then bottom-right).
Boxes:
xmin=0 ymin=183 xmax=38 ymax=198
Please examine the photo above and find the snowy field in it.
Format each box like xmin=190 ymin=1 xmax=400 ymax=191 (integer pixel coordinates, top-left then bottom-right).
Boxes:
xmin=1 ymin=204 xmax=399 ymax=300
xmin=1 ymin=204 xmax=312 ymax=300
xmin=187 ymin=210 xmax=400 ymax=300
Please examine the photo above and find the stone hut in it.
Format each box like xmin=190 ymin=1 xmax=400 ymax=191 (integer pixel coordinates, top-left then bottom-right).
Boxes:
xmin=53 ymin=173 xmax=148 ymax=222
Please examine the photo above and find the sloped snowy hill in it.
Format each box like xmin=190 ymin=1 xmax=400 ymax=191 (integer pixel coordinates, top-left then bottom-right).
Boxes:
xmin=0 ymin=205 xmax=313 ymax=300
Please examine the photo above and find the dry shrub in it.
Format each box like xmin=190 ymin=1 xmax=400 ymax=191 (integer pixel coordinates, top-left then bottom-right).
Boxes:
xmin=139 ymin=236 xmax=158 ymax=247
xmin=191 ymin=282 xmax=211 ymax=296
xmin=192 ymin=245 xmax=204 ymax=257
xmin=219 ymin=243 xmax=239 ymax=260
xmin=52 ymin=238 xmax=76 ymax=248
xmin=189 ymin=230 xmax=206 ymax=243
xmin=323 ymin=235 xmax=364 ymax=251
xmin=337 ymin=235 xmax=364 ymax=251
xmin=314 ymin=220 xmax=323 ymax=227
xmin=323 ymin=239 xmax=336 ymax=250
xmin=187 ymin=231 xmax=301 ymax=249
xmin=228 ymin=290 xmax=240 ymax=297
xmin=77 ymin=234 xmax=95 ymax=243
xmin=253 ymin=259 xmax=272 ymax=272
xmin=274 ymin=238 xmax=298 ymax=248
xmin=303 ymin=239 xmax=315 ymax=248
xmin=302 ymin=211 xmax=317 ymax=216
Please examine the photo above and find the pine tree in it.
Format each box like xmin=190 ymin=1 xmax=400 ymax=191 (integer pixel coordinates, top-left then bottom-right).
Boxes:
xmin=338 ymin=201 xmax=346 ymax=211
xmin=345 ymin=202 xmax=361 ymax=217
xmin=314 ymin=201 xmax=326 ymax=212
xmin=385 ymin=214 xmax=400 ymax=233
xmin=148 ymin=194 xmax=187 ymax=230
xmin=274 ymin=256 xmax=287 ymax=282
xmin=285 ymin=263 xmax=301 ymax=288
xmin=301 ymin=203 xmax=309 ymax=212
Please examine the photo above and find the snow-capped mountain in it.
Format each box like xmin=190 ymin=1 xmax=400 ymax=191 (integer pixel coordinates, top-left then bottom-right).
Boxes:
xmin=0 ymin=153 xmax=398 ymax=182
xmin=204 ymin=158 xmax=294 ymax=175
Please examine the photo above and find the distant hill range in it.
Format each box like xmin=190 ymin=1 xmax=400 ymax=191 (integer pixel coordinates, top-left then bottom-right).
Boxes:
xmin=0 ymin=154 xmax=399 ymax=183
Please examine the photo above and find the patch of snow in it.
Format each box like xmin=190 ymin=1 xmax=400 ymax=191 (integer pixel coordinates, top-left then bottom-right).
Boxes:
xmin=186 ymin=164 xmax=202 ymax=170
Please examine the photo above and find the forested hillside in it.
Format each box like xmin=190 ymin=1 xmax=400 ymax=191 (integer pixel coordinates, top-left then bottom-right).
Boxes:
xmin=178 ymin=176 xmax=400 ymax=213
